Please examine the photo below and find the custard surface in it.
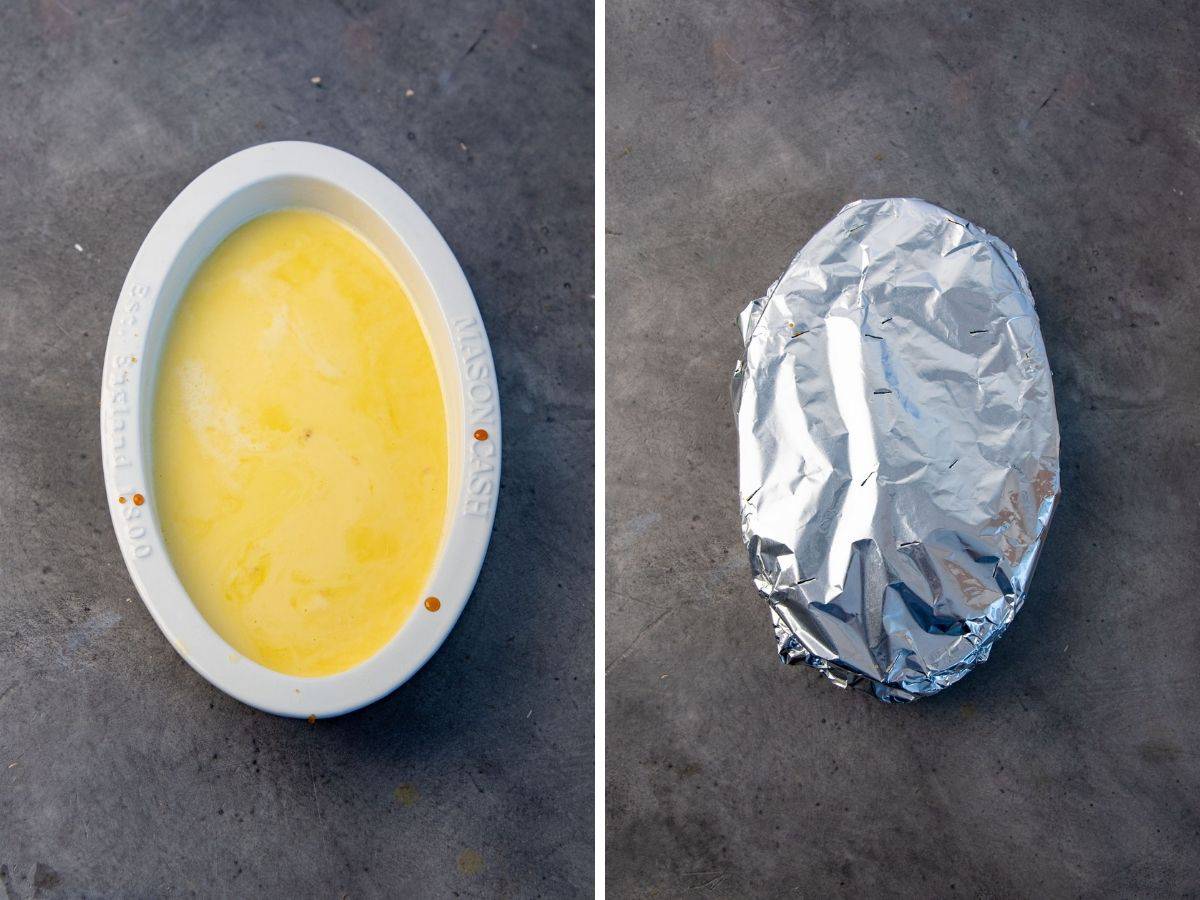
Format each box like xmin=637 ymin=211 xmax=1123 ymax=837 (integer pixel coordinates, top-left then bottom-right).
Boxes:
xmin=153 ymin=208 xmax=447 ymax=676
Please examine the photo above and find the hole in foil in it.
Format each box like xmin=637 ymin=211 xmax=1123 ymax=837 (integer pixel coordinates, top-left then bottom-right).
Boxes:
xmin=968 ymin=329 xmax=988 ymax=335
xmin=872 ymin=388 xmax=892 ymax=395
xmin=948 ymin=458 xmax=959 ymax=470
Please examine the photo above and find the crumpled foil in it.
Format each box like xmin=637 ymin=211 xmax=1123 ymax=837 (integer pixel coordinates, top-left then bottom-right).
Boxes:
xmin=732 ymin=198 xmax=1060 ymax=702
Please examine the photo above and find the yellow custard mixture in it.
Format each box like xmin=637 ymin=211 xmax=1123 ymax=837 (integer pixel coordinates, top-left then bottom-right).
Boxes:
xmin=153 ymin=208 xmax=447 ymax=676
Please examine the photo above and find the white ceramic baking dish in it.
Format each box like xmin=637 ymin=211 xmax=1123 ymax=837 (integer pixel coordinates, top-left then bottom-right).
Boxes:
xmin=100 ymin=141 xmax=500 ymax=718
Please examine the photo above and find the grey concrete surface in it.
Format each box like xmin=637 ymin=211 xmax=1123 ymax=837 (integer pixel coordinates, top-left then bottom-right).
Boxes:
xmin=0 ymin=2 xmax=592 ymax=897
xmin=607 ymin=1 xmax=1200 ymax=896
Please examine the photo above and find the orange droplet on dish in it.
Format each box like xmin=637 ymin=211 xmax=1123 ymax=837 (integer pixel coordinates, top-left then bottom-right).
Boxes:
xmin=132 ymin=493 xmax=145 ymax=506
xmin=424 ymin=596 xmax=441 ymax=612
xmin=118 ymin=496 xmax=126 ymax=504
xmin=473 ymin=429 xmax=489 ymax=441
xmin=307 ymin=714 xmax=316 ymax=725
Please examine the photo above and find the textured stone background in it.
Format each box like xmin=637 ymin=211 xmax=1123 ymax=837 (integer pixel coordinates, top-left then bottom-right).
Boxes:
xmin=607 ymin=1 xmax=1200 ymax=896
xmin=0 ymin=1 xmax=593 ymax=896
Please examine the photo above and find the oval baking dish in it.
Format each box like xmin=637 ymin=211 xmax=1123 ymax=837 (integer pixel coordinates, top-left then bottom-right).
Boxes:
xmin=100 ymin=142 xmax=500 ymax=718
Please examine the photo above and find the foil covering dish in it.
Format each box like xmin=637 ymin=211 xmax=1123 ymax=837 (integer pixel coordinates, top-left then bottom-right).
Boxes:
xmin=732 ymin=198 xmax=1060 ymax=702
